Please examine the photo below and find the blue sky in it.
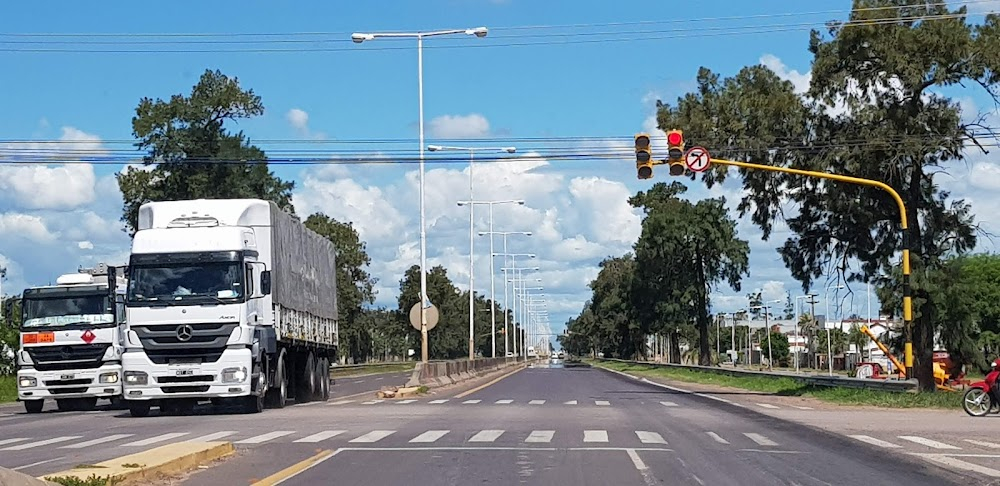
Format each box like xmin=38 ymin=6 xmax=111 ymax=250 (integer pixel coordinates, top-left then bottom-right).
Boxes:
xmin=2 ymin=0 xmax=1000 ymax=345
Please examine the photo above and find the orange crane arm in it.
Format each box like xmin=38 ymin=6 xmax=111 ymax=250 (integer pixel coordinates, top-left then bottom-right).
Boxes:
xmin=861 ymin=325 xmax=905 ymax=375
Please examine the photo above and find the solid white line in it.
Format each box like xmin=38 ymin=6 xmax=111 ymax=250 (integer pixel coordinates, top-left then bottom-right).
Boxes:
xmin=898 ymin=436 xmax=961 ymax=450
xmin=428 ymin=399 xmax=449 ymax=404
xmin=706 ymin=432 xmax=729 ymax=445
xmin=185 ymin=431 xmax=237 ymax=442
xmin=917 ymin=454 xmax=1000 ymax=477
xmin=495 ymin=399 xmax=513 ymax=404
xmin=529 ymin=400 xmax=546 ymax=405
xmin=463 ymin=400 xmax=482 ymax=404
xmin=349 ymin=430 xmax=395 ymax=443
xmin=564 ymin=400 xmax=578 ymax=405
xmin=327 ymin=400 xmax=354 ymax=405
xmin=744 ymin=433 xmax=778 ymax=447
xmin=3 ymin=436 xmax=82 ymax=451
xmin=11 ymin=457 xmax=63 ymax=471
xmin=659 ymin=401 xmax=678 ymax=407
xmin=964 ymin=439 xmax=1000 ymax=449
xmin=695 ymin=393 xmax=739 ymax=406
xmin=626 ymin=448 xmax=648 ymax=470
xmin=61 ymin=434 xmax=133 ymax=449
xmin=595 ymin=400 xmax=611 ymax=406
xmin=640 ymin=377 xmax=692 ymax=394
xmin=234 ymin=431 xmax=295 ymax=444
xmin=849 ymin=435 xmax=901 ymax=449
xmin=410 ymin=430 xmax=449 ymax=443
xmin=469 ymin=430 xmax=504 ymax=442
xmin=396 ymin=400 xmax=416 ymax=404
xmin=525 ymin=430 xmax=554 ymax=443
xmin=635 ymin=431 xmax=667 ymax=444
xmin=295 ymin=431 xmax=345 ymax=443
xmin=361 ymin=400 xmax=383 ymax=405
xmin=792 ymin=405 xmax=813 ymax=410
xmin=0 ymin=438 xmax=29 ymax=447
xmin=584 ymin=430 xmax=609 ymax=443
xmin=756 ymin=403 xmax=780 ymax=409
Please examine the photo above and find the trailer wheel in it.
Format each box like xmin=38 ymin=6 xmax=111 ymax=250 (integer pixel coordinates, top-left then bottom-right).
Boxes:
xmin=298 ymin=352 xmax=316 ymax=403
xmin=23 ymin=399 xmax=43 ymax=414
xmin=266 ymin=349 xmax=288 ymax=409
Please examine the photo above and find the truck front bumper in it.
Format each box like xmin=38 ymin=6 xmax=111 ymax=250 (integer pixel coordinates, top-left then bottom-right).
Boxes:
xmin=121 ymin=348 xmax=253 ymax=401
xmin=17 ymin=364 xmax=122 ymax=401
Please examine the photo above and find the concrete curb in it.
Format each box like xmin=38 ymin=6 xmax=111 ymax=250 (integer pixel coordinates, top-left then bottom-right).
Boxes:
xmin=405 ymin=357 xmax=522 ymax=388
xmin=39 ymin=441 xmax=235 ymax=484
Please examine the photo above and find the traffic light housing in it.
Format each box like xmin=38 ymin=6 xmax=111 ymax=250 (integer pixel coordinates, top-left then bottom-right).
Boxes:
xmin=666 ymin=129 xmax=685 ymax=176
xmin=635 ymin=133 xmax=652 ymax=179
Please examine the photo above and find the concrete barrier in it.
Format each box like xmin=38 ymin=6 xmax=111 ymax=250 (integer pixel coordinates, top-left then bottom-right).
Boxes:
xmin=406 ymin=357 xmax=521 ymax=388
xmin=596 ymin=357 xmax=918 ymax=393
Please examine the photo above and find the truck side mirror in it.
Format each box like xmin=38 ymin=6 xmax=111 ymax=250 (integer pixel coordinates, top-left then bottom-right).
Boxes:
xmin=261 ymin=270 xmax=272 ymax=296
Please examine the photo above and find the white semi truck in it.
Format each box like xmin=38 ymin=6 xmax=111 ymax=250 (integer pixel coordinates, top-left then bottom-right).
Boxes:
xmin=15 ymin=264 xmax=127 ymax=414
xmin=121 ymin=199 xmax=338 ymax=417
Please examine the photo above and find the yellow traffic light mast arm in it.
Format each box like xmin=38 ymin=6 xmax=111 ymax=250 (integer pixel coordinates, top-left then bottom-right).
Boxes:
xmin=709 ymin=157 xmax=914 ymax=380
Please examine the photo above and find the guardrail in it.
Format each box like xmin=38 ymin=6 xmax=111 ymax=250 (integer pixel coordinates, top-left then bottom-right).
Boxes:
xmin=595 ymin=358 xmax=918 ymax=393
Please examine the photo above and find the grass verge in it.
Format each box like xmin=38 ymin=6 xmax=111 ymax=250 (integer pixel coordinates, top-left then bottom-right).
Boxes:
xmin=44 ymin=474 xmax=123 ymax=486
xmin=593 ymin=360 xmax=960 ymax=409
xmin=0 ymin=374 xmax=16 ymax=403
xmin=329 ymin=362 xmax=414 ymax=379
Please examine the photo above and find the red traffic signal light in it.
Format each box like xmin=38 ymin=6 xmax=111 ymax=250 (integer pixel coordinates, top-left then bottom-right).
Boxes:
xmin=665 ymin=129 xmax=685 ymax=176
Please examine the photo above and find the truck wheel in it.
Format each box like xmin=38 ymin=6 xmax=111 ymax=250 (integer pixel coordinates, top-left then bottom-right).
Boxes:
xmin=23 ymin=399 xmax=43 ymax=414
xmin=319 ymin=358 xmax=330 ymax=401
xmin=298 ymin=352 xmax=316 ymax=403
xmin=266 ymin=350 xmax=288 ymax=409
xmin=128 ymin=402 xmax=150 ymax=418
xmin=55 ymin=399 xmax=73 ymax=412
xmin=242 ymin=363 xmax=265 ymax=414
xmin=78 ymin=397 xmax=98 ymax=412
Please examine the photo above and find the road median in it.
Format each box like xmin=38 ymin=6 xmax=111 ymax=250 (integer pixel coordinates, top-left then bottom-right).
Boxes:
xmin=405 ymin=357 xmax=522 ymax=389
xmin=40 ymin=441 xmax=235 ymax=485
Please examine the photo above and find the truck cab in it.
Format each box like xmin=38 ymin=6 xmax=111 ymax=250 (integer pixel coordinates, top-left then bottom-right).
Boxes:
xmin=15 ymin=264 xmax=126 ymax=413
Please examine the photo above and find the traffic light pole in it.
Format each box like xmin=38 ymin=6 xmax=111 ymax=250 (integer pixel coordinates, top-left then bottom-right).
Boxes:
xmin=703 ymin=157 xmax=913 ymax=380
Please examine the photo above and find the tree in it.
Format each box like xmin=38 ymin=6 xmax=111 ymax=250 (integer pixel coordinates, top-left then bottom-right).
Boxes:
xmin=782 ymin=292 xmax=795 ymax=320
xmin=746 ymin=291 xmax=764 ymax=320
xmin=629 ymin=182 xmax=750 ymax=365
xmin=1 ymin=295 xmax=21 ymax=375
xmin=589 ymin=255 xmax=643 ymax=359
xmin=305 ymin=214 xmax=378 ymax=363
xmin=654 ymin=2 xmax=1000 ymax=390
xmin=397 ymin=265 xmax=475 ymax=360
xmin=118 ymin=69 xmax=295 ymax=234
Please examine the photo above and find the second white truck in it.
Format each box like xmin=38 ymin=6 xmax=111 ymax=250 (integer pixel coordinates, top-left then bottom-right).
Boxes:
xmin=122 ymin=198 xmax=338 ymax=416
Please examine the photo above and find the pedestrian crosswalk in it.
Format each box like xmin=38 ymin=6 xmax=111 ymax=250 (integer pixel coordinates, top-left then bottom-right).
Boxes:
xmin=320 ymin=397 xmax=818 ymax=411
xmin=848 ymin=434 xmax=1000 ymax=451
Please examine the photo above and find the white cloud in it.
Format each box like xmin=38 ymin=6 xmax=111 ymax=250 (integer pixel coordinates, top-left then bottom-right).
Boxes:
xmin=428 ymin=113 xmax=491 ymax=138
xmin=0 ymin=126 xmax=104 ymax=210
xmin=0 ymin=213 xmax=57 ymax=243
xmin=286 ymin=108 xmax=309 ymax=132
xmin=760 ymin=54 xmax=811 ymax=95
xmin=78 ymin=241 xmax=94 ymax=250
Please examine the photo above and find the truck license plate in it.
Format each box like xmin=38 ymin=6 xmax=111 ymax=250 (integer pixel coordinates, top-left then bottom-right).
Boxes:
xmin=175 ymin=369 xmax=193 ymax=376
xmin=60 ymin=374 xmax=74 ymax=380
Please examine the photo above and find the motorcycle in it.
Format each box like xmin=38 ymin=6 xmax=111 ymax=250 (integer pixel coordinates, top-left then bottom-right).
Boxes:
xmin=962 ymin=358 xmax=1000 ymax=417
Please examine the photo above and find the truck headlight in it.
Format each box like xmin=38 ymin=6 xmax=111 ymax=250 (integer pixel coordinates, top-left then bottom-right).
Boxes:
xmin=221 ymin=367 xmax=247 ymax=383
xmin=124 ymin=371 xmax=148 ymax=385
xmin=19 ymin=377 xmax=36 ymax=388
xmin=100 ymin=372 xmax=120 ymax=384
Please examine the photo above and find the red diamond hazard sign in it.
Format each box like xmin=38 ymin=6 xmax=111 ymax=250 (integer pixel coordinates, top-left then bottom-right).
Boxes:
xmin=81 ymin=329 xmax=96 ymax=344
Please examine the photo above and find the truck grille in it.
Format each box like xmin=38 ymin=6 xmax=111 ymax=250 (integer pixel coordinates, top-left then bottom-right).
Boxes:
xmin=25 ymin=344 xmax=110 ymax=372
xmin=132 ymin=322 xmax=238 ymax=365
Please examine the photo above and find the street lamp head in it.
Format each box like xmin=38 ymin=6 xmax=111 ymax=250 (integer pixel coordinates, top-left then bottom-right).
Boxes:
xmin=516 ymin=200 xmax=526 ymax=205
xmin=427 ymin=145 xmax=443 ymax=152
xmin=466 ymin=27 xmax=488 ymax=38
xmin=503 ymin=147 xmax=517 ymax=154
xmin=524 ymin=231 xmax=533 ymax=236
xmin=351 ymin=33 xmax=373 ymax=43
xmin=457 ymin=201 xmax=467 ymax=206
xmin=478 ymin=231 xmax=488 ymax=236
xmin=528 ymin=254 xmax=536 ymax=258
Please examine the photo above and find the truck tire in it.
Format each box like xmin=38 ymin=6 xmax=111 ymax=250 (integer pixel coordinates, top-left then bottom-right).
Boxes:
xmin=266 ymin=350 xmax=288 ymax=409
xmin=242 ymin=362 xmax=265 ymax=414
xmin=319 ymin=357 xmax=330 ymax=401
xmin=298 ymin=352 xmax=316 ymax=403
xmin=23 ymin=399 xmax=43 ymax=414
xmin=128 ymin=402 xmax=150 ymax=418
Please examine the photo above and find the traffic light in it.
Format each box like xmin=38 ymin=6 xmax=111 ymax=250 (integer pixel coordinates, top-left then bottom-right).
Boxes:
xmin=635 ymin=133 xmax=652 ymax=179
xmin=666 ymin=129 xmax=685 ymax=176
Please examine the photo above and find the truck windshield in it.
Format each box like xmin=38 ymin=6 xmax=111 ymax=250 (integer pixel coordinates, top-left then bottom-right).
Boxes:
xmin=22 ymin=295 xmax=113 ymax=328
xmin=127 ymin=262 xmax=244 ymax=304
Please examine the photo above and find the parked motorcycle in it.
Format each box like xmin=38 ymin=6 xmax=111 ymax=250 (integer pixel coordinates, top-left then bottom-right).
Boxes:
xmin=962 ymin=358 xmax=1000 ymax=417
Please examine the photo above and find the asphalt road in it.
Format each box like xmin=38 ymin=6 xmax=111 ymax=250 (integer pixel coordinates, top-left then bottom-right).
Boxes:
xmin=1 ymin=362 xmax=995 ymax=485
xmin=328 ymin=369 xmax=412 ymax=398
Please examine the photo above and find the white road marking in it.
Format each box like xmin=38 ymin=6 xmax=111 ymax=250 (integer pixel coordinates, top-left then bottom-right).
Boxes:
xmin=410 ymin=430 xmax=450 ymax=443
xmin=595 ymin=400 xmax=611 ymax=406
xmin=0 ymin=438 xmax=29 ymax=447
xmin=61 ymin=434 xmax=134 ymax=449
xmin=584 ymin=430 xmax=609 ymax=443
xmin=469 ymin=430 xmax=504 ymax=442
xmin=295 ymin=431 xmax=345 ymax=443
xmin=756 ymin=403 xmax=780 ymax=409
xmin=706 ymin=432 xmax=729 ymax=444
xmin=792 ymin=405 xmax=814 ymax=410
xmin=234 ymin=431 xmax=295 ymax=444
xmin=428 ymin=399 xmax=449 ymax=404
xmin=659 ymin=401 xmax=678 ymax=407
xmin=917 ymin=454 xmax=1000 ymax=477
xmin=627 ymin=448 xmax=648 ymax=470
xmin=361 ymin=400 xmax=383 ymax=405
xmin=121 ymin=433 xmax=189 ymax=447
xmin=898 ymin=436 xmax=961 ymax=450
xmin=964 ymin=439 xmax=1000 ymax=449
xmin=396 ymin=400 xmax=416 ymax=404
xmin=4 ymin=436 xmax=82 ymax=451
xmin=744 ymin=433 xmax=777 ymax=447
xmin=849 ymin=435 xmax=901 ymax=448
xmin=525 ymin=430 xmax=554 ymax=443
xmin=529 ymin=400 xmax=546 ymax=405
xmin=185 ymin=431 xmax=237 ymax=442
xmin=635 ymin=431 xmax=667 ymax=444
xmin=463 ymin=400 xmax=481 ymax=404
xmin=349 ymin=430 xmax=395 ymax=443
xmin=328 ymin=400 xmax=354 ymax=405
xmin=564 ymin=400 xmax=578 ymax=405
xmin=495 ymin=399 xmax=513 ymax=404
xmin=11 ymin=457 xmax=63 ymax=471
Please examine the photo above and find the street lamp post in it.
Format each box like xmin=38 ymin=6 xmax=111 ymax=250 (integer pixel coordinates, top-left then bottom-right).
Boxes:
xmin=481 ymin=231 xmax=532 ymax=356
xmin=751 ymin=300 xmax=781 ymax=369
xmin=794 ymin=294 xmax=817 ymax=373
xmin=432 ymin=146 xmax=517 ymax=360
xmin=351 ymin=26 xmax=488 ymax=363
xmin=502 ymin=263 xmax=538 ymax=357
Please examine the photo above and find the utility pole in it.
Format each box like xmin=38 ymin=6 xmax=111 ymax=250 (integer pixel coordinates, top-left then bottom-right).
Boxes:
xmin=807 ymin=294 xmax=819 ymax=370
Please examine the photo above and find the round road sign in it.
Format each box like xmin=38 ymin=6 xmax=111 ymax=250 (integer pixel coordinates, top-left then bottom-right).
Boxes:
xmin=409 ymin=302 xmax=439 ymax=331
xmin=684 ymin=146 xmax=711 ymax=172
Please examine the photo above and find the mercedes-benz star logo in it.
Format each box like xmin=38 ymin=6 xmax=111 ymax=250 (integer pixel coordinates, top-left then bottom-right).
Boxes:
xmin=175 ymin=324 xmax=193 ymax=342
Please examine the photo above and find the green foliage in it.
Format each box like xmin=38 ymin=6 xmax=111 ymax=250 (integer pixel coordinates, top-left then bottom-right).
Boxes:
xmin=1 ymin=295 xmax=21 ymax=375
xmin=0 ymin=375 xmax=15 ymax=403
xmin=304 ymin=213 xmax=378 ymax=363
xmin=44 ymin=474 xmax=123 ymax=486
xmin=117 ymin=69 xmax=295 ymax=234
xmin=589 ymin=255 xmax=643 ymax=359
xmin=655 ymin=1 xmax=1000 ymax=390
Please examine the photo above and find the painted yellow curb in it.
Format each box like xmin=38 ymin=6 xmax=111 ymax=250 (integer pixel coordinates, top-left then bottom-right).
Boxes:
xmin=252 ymin=449 xmax=340 ymax=486
xmin=40 ymin=441 xmax=234 ymax=484
xmin=453 ymin=364 xmax=525 ymax=399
